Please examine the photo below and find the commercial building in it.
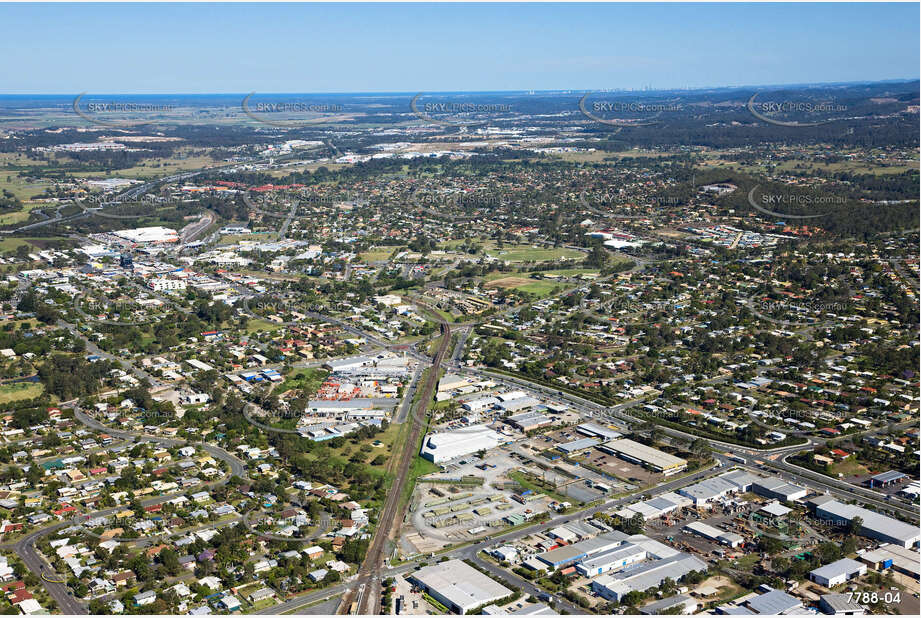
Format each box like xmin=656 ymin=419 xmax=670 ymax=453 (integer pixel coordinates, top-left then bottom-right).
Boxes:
xmin=590 ymin=553 xmax=707 ymax=602
xmin=496 ymin=396 xmax=540 ymax=413
xmin=324 ymin=356 xmax=373 ymax=372
xmin=419 ymin=424 xmax=504 ymax=463
xmin=186 ymin=359 xmax=214 ymax=372
xmin=818 ymin=593 xmax=866 ymax=615
xmin=759 ymin=501 xmax=792 ymax=518
xmin=746 ymin=588 xmax=803 ymax=615
xmin=576 ymin=423 xmax=622 ymax=441
xmin=575 ymin=535 xmax=678 ymax=577
xmin=408 ymin=559 xmax=511 ymax=614
xmin=505 ymin=411 xmax=552 ymax=432
xmin=859 ymin=544 xmax=920 ymax=580
xmin=679 ymin=470 xmax=757 ymax=506
xmin=683 ymin=521 xmax=744 ymax=548
xmin=149 ymin=277 xmax=187 ymax=291
xmin=556 ymin=437 xmax=600 ymax=455
xmin=809 ymin=558 xmax=867 ymax=588
xmin=112 ymin=226 xmax=179 ymax=244
xmin=536 ymin=531 xmax=629 ymax=569
xmin=639 ymin=595 xmax=699 ymax=615
xmin=867 ymin=470 xmax=908 ymax=488
xmin=618 ymin=492 xmax=691 ymax=521
xmin=575 ymin=544 xmax=647 ymax=577
xmin=462 ymin=396 xmax=499 ymax=413
xmin=814 ymin=500 xmax=920 ymax=548
xmin=305 ymin=399 xmax=375 ymax=416
xmin=751 ymin=478 xmax=808 ymax=502
xmin=438 ymin=374 xmax=473 ymax=392
xmin=600 ymin=438 xmax=687 ymax=476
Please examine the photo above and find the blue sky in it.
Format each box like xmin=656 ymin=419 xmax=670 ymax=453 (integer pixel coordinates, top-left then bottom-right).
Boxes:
xmin=1 ymin=2 xmax=917 ymax=93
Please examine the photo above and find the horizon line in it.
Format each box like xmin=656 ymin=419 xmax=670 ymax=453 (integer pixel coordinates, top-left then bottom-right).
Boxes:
xmin=0 ymin=78 xmax=919 ymax=98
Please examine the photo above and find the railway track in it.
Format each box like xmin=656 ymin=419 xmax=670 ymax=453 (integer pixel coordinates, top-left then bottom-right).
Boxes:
xmin=340 ymin=319 xmax=451 ymax=615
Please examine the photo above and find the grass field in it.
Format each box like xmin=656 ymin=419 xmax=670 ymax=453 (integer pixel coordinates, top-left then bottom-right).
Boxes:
xmin=0 ymin=202 xmax=41 ymax=226
xmin=78 ymin=152 xmax=222 ymax=179
xmin=245 ymin=318 xmax=285 ymax=334
xmin=485 ymin=244 xmax=584 ymax=263
xmin=0 ymin=382 xmax=44 ymax=404
xmin=0 ymin=238 xmax=38 ymax=253
xmin=359 ymin=247 xmax=399 ymax=262
xmin=538 ymin=268 xmax=602 ymax=278
xmin=276 ymin=367 xmax=328 ymax=396
xmin=0 ymin=153 xmax=57 ymax=200
xmin=300 ymin=420 xmax=403 ymax=484
xmin=484 ymin=276 xmax=561 ymax=298
xmin=830 ymin=458 xmax=871 ymax=477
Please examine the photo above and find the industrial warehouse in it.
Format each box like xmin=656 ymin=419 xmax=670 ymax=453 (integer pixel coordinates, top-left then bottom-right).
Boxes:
xmin=599 ymin=437 xmax=688 ymax=475
xmin=813 ymin=498 xmax=921 ymax=548
xmin=408 ymin=559 xmax=512 ymax=614
xmin=419 ymin=425 xmax=506 ymax=463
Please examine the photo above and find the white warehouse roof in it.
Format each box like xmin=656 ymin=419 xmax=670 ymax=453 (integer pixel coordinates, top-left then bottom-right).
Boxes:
xmin=409 ymin=559 xmax=511 ymax=613
xmin=420 ymin=424 xmax=504 ymax=463
xmin=815 ymin=500 xmax=920 ymax=548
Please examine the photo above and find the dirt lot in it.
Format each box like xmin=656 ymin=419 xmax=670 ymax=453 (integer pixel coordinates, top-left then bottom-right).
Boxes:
xmin=485 ymin=276 xmax=533 ymax=289
xmin=578 ymin=448 xmax=661 ymax=487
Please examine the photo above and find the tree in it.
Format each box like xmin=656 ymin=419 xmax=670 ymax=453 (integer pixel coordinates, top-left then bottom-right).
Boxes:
xmin=160 ymin=548 xmax=181 ymax=576
xmin=846 ymin=516 xmax=863 ymax=537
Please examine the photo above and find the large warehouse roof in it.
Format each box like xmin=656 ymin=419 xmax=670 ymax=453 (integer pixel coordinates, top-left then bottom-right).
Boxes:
xmin=410 ymin=559 xmax=511 ymax=613
xmin=557 ymin=437 xmax=600 ymax=454
xmin=810 ymin=558 xmax=865 ymax=583
xmin=419 ymin=424 xmax=504 ymax=463
xmin=679 ymin=470 xmax=758 ymax=503
xmin=112 ymin=226 xmax=179 ymax=243
xmin=816 ymin=500 xmax=921 ymax=547
xmin=537 ymin=531 xmax=628 ymax=567
xmin=576 ymin=422 xmax=622 ymax=441
xmin=601 ymin=438 xmax=687 ymax=471
xmin=497 ymin=396 xmax=540 ymax=412
xmin=592 ymin=553 xmax=707 ymax=601
xmin=505 ymin=411 xmax=552 ymax=430
xmin=861 ymin=544 xmax=921 ymax=578
xmin=746 ymin=588 xmax=802 ymax=615
xmin=752 ymin=477 xmax=807 ymax=500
